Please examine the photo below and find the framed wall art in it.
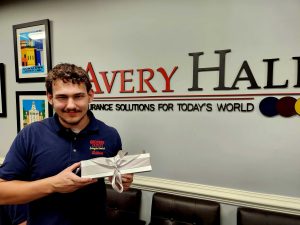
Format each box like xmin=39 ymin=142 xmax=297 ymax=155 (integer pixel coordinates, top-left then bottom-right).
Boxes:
xmin=16 ymin=91 xmax=53 ymax=132
xmin=13 ymin=19 xmax=52 ymax=83
xmin=0 ymin=63 xmax=7 ymax=117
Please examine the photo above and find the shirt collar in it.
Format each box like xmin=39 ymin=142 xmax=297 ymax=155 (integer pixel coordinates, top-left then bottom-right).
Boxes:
xmin=52 ymin=110 xmax=99 ymax=135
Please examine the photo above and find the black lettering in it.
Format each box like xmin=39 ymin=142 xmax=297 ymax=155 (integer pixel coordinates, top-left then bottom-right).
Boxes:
xmin=206 ymin=103 xmax=213 ymax=111
xmin=293 ymin=57 xmax=300 ymax=87
xmin=263 ymin=58 xmax=288 ymax=89
xmin=158 ymin=103 xmax=174 ymax=111
xmin=231 ymin=61 xmax=261 ymax=90
xmin=115 ymin=104 xmax=155 ymax=112
xmin=217 ymin=103 xmax=254 ymax=112
xmin=188 ymin=49 xmax=232 ymax=91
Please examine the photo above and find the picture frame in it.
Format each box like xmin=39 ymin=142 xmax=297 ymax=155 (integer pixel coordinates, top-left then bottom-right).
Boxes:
xmin=13 ymin=19 xmax=51 ymax=83
xmin=0 ymin=63 xmax=7 ymax=117
xmin=16 ymin=91 xmax=53 ymax=132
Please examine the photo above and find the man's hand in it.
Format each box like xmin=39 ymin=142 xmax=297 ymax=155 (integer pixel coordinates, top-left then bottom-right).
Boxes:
xmin=121 ymin=173 xmax=134 ymax=191
xmin=50 ymin=162 xmax=97 ymax=193
xmin=109 ymin=173 xmax=134 ymax=191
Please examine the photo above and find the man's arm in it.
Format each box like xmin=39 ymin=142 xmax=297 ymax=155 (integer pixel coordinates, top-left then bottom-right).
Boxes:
xmin=0 ymin=162 xmax=96 ymax=205
xmin=0 ymin=178 xmax=54 ymax=204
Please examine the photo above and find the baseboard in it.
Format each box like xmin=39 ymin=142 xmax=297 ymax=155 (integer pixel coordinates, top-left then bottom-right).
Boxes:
xmin=132 ymin=175 xmax=300 ymax=215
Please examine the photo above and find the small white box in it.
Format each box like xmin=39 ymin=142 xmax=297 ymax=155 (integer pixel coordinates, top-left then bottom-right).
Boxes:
xmin=81 ymin=152 xmax=152 ymax=179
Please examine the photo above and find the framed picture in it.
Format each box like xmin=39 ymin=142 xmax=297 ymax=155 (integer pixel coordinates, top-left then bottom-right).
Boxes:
xmin=0 ymin=63 xmax=7 ymax=117
xmin=16 ymin=91 xmax=53 ymax=132
xmin=13 ymin=19 xmax=51 ymax=83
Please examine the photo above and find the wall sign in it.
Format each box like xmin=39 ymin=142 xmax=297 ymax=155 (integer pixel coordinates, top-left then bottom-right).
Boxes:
xmin=86 ymin=49 xmax=300 ymax=117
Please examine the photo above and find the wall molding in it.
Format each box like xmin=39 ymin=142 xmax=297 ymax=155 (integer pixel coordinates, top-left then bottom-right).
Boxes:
xmin=132 ymin=175 xmax=300 ymax=215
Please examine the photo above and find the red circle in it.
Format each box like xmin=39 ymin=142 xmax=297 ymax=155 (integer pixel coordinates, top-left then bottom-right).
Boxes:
xmin=276 ymin=96 xmax=296 ymax=117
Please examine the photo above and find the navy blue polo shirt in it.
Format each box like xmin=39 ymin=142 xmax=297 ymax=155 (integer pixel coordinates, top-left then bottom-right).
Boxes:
xmin=0 ymin=111 xmax=121 ymax=225
xmin=0 ymin=204 xmax=27 ymax=225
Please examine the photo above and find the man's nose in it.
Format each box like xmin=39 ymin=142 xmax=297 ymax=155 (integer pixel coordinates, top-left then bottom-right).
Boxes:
xmin=66 ymin=98 xmax=76 ymax=109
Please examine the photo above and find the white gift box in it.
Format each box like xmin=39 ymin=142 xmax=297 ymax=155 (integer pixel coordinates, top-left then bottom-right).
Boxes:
xmin=81 ymin=152 xmax=152 ymax=179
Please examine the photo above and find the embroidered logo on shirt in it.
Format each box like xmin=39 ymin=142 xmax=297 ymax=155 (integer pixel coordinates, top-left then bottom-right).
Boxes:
xmin=90 ymin=140 xmax=105 ymax=155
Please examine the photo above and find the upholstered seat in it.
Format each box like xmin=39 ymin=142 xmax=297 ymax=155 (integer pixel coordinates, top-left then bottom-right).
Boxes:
xmin=106 ymin=184 xmax=146 ymax=225
xmin=149 ymin=192 xmax=220 ymax=225
xmin=237 ymin=207 xmax=300 ymax=225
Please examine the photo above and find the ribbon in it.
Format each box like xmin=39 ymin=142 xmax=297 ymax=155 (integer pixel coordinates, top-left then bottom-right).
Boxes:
xmin=91 ymin=150 xmax=138 ymax=193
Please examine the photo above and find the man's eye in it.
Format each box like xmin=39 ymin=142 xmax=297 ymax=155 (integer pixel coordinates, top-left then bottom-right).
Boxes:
xmin=57 ymin=96 xmax=67 ymax=100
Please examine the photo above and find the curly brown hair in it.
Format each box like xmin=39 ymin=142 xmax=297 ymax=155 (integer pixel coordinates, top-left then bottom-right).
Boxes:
xmin=45 ymin=63 xmax=92 ymax=94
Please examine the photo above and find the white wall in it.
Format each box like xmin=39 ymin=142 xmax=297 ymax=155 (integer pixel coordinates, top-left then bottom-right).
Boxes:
xmin=1 ymin=0 xmax=300 ymax=224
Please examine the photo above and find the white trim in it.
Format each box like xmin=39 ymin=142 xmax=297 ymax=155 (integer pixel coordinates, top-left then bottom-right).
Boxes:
xmin=132 ymin=175 xmax=300 ymax=215
xmin=0 ymin=157 xmax=4 ymax=165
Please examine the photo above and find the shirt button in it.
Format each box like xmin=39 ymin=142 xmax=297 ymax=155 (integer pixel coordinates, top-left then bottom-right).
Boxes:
xmin=74 ymin=137 xmax=77 ymax=140
xmin=73 ymin=149 xmax=77 ymax=152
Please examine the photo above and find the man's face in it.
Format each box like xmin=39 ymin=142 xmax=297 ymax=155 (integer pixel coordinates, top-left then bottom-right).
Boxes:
xmin=47 ymin=79 xmax=94 ymax=130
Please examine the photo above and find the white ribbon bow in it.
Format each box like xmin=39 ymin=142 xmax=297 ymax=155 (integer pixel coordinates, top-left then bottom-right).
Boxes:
xmin=110 ymin=150 xmax=127 ymax=193
xmin=91 ymin=150 xmax=137 ymax=193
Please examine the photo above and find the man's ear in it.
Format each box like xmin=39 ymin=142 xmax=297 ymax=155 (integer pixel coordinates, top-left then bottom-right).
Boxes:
xmin=88 ymin=89 xmax=95 ymax=103
xmin=47 ymin=92 xmax=53 ymax=105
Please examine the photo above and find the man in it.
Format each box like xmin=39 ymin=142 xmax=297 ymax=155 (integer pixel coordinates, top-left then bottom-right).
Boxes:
xmin=0 ymin=63 xmax=133 ymax=225
xmin=0 ymin=204 xmax=27 ymax=225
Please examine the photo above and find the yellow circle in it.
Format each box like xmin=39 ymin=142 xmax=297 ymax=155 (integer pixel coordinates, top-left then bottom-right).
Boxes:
xmin=294 ymin=98 xmax=300 ymax=115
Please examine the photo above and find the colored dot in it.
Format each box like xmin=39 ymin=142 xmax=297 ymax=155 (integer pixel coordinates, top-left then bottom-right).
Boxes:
xmin=294 ymin=98 xmax=300 ymax=115
xmin=276 ymin=96 xmax=296 ymax=117
xmin=259 ymin=97 xmax=278 ymax=117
